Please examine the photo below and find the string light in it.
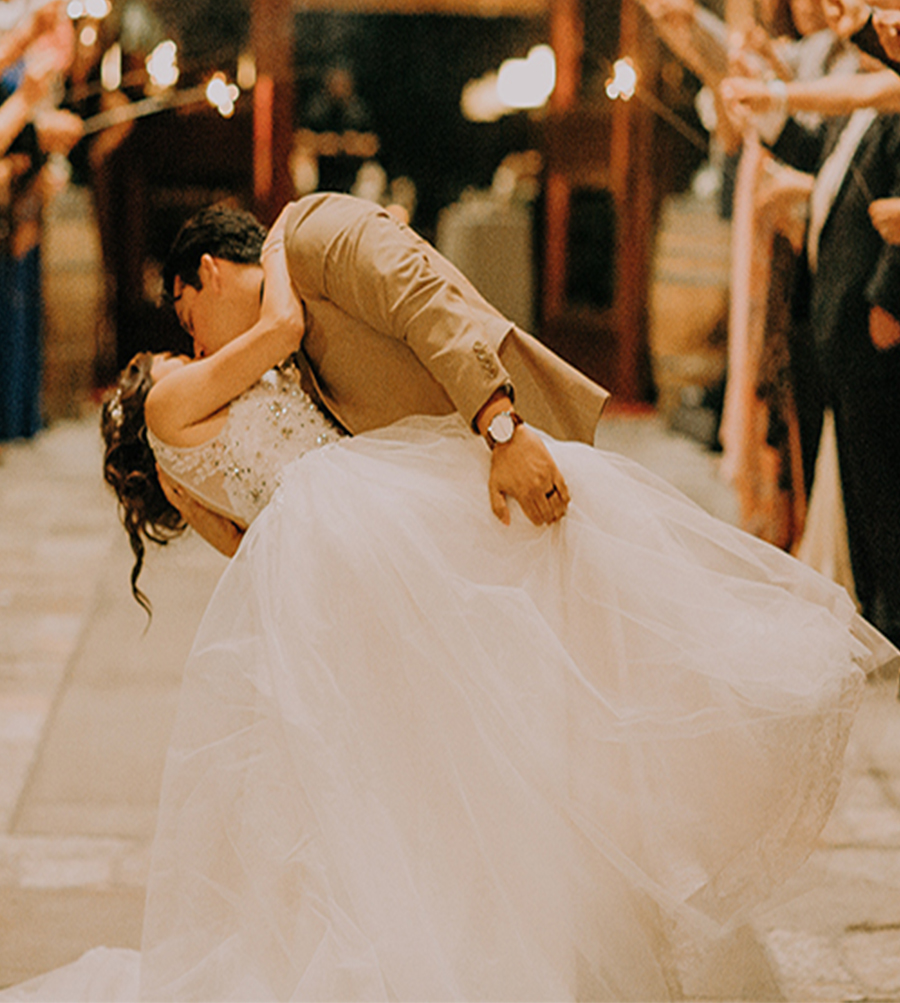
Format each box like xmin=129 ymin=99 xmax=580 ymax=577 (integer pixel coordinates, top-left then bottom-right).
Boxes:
xmin=497 ymin=45 xmax=556 ymax=110
xmin=67 ymin=0 xmax=110 ymax=19
xmin=72 ymin=10 xmax=247 ymax=134
xmin=85 ymin=0 xmax=111 ymax=17
xmin=237 ymin=52 xmax=257 ymax=91
xmin=606 ymin=58 xmax=637 ymax=101
xmin=461 ymin=73 xmax=504 ymax=123
xmin=462 ymin=44 xmax=557 ymax=122
xmin=205 ymin=73 xmax=240 ymax=118
xmin=146 ymin=40 xmax=179 ymax=90
xmin=99 ymin=41 xmax=121 ymax=91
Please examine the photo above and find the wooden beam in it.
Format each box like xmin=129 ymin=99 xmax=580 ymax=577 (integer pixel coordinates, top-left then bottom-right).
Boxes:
xmin=252 ymin=0 xmax=295 ymax=222
xmin=542 ymin=0 xmax=581 ymax=322
xmin=609 ymin=0 xmax=656 ymax=401
xmin=292 ymin=0 xmax=547 ymax=14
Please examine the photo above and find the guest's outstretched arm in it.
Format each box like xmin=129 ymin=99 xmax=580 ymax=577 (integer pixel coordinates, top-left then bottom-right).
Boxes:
xmin=0 ymin=2 xmax=62 ymax=76
xmin=638 ymin=0 xmax=732 ymax=86
xmin=722 ymin=68 xmax=900 ymax=119
xmin=0 ymin=48 xmax=54 ymax=157
xmin=864 ymin=120 xmax=900 ymax=336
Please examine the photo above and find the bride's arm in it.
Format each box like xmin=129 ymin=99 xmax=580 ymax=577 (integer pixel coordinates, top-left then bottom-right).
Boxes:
xmin=147 ymin=229 xmax=304 ymax=444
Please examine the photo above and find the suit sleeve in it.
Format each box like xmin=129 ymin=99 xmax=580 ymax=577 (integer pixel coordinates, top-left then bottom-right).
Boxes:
xmin=769 ymin=116 xmax=829 ymax=176
xmin=282 ymin=195 xmax=512 ymax=428
xmin=866 ymin=120 xmax=900 ymax=320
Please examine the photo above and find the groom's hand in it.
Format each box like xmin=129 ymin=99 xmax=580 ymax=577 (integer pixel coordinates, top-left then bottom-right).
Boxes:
xmin=476 ymin=390 xmax=569 ymax=525
xmin=487 ymin=427 xmax=570 ymax=526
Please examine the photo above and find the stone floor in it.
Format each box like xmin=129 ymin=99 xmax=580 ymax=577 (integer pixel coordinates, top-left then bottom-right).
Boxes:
xmin=1 ymin=406 xmax=898 ymax=1001
xmin=0 ymin=412 xmax=229 ymax=989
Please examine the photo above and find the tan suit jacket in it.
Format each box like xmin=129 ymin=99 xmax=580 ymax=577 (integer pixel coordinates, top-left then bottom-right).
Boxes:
xmin=282 ymin=193 xmax=609 ymax=443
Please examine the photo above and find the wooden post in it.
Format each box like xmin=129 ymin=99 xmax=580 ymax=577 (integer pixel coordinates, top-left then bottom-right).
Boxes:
xmin=609 ymin=0 xmax=656 ymax=401
xmin=543 ymin=0 xmax=582 ymax=322
xmin=251 ymin=0 xmax=294 ymax=223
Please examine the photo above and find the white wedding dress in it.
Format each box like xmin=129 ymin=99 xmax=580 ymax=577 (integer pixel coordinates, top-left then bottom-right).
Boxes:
xmin=4 ymin=366 xmax=895 ymax=1002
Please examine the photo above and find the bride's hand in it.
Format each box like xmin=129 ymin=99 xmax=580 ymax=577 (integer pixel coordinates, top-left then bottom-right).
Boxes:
xmin=262 ymin=205 xmax=290 ymax=256
xmin=260 ymin=218 xmax=305 ymax=358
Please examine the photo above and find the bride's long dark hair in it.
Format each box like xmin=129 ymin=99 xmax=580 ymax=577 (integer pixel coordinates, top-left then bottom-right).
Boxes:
xmin=101 ymin=353 xmax=186 ymax=613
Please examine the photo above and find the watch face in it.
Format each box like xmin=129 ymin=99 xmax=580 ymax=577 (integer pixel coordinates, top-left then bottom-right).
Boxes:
xmin=489 ymin=412 xmax=515 ymax=443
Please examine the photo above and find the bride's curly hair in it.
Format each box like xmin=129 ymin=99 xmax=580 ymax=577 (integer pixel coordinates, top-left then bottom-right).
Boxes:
xmin=101 ymin=353 xmax=186 ymax=613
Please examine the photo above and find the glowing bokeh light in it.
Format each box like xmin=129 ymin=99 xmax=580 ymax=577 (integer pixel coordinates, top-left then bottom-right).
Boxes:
xmin=237 ymin=52 xmax=257 ymax=91
xmin=100 ymin=42 xmax=121 ymax=91
xmin=146 ymin=40 xmax=179 ymax=89
xmin=461 ymin=72 xmax=504 ymax=123
xmin=206 ymin=73 xmax=240 ymax=118
xmin=606 ymin=58 xmax=637 ymax=101
xmin=79 ymin=24 xmax=97 ymax=46
xmin=462 ymin=44 xmax=556 ymax=122
xmin=68 ymin=0 xmax=110 ymax=17
xmin=496 ymin=45 xmax=556 ymax=110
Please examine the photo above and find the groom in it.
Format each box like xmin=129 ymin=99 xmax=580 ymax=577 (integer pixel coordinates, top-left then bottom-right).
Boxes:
xmin=161 ymin=192 xmax=609 ymax=530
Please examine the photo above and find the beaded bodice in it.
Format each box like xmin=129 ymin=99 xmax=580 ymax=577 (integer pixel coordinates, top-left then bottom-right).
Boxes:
xmin=148 ymin=365 xmax=344 ymax=526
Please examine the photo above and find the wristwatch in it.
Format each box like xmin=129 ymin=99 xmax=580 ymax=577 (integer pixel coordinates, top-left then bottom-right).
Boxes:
xmin=485 ymin=410 xmax=523 ymax=449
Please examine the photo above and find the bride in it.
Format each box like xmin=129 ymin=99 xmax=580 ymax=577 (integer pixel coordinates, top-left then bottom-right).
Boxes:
xmin=4 ymin=227 xmax=896 ymax=1003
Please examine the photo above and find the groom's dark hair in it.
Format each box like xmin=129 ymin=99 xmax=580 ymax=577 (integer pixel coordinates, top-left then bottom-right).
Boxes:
xmin=163 ymin=203 xmax=268 ymax=302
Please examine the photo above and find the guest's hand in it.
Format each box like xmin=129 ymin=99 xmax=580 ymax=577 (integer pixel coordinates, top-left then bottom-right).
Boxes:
xmin=730 ymin=24 xmax=782 ymax=76
xmin=157 ymin=466 xmax=245 ymax=557
xmin=640 ymin=0 xmax=695 ymax=26
xmin=720 ymin=76 xmax=779 ymax=119
xmin=34 ymin=107 xmax=83 ymax=155
xmin=488 ymin=427 xmax=570 ymax=527
xmin=822 ymin=0 xmax=872 ymax=38
xmin=873 ymin=8 xmax=900 ymax=61
xmin=26 ymin=1 xmax=66 ymax=45
xmin=869 ymin=304 xmax=900 ymax=350
xmin=869 ymin=196 xmax=900 ymax=242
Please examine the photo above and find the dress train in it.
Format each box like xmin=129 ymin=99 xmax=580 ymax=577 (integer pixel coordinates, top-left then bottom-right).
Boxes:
xmin=3 ymin=416 xmax=889 ymax=1002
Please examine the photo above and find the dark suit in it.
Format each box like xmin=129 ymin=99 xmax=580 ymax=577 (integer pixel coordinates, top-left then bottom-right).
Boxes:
xmin=772 ymin=113 xmax=900 ymax=645
xmin=851 ymin=16 xmax=900 ymax=77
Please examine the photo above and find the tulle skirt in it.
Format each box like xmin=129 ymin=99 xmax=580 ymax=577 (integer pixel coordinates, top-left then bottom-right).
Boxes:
xmin=4 ymin=415 xmax=891 ymax=1002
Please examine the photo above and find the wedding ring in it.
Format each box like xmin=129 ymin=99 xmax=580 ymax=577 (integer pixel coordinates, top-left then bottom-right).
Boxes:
xmin=545 ymin=485 xmax=558 ymax=499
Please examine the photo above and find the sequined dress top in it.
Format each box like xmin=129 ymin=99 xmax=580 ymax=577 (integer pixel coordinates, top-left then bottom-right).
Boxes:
xmin=147 ymin=365 xmax=344 ymax=526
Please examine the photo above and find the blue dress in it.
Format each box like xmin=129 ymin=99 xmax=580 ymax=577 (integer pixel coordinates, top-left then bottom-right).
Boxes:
xmin=0 ymin=65 xmax=45 ymax=442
